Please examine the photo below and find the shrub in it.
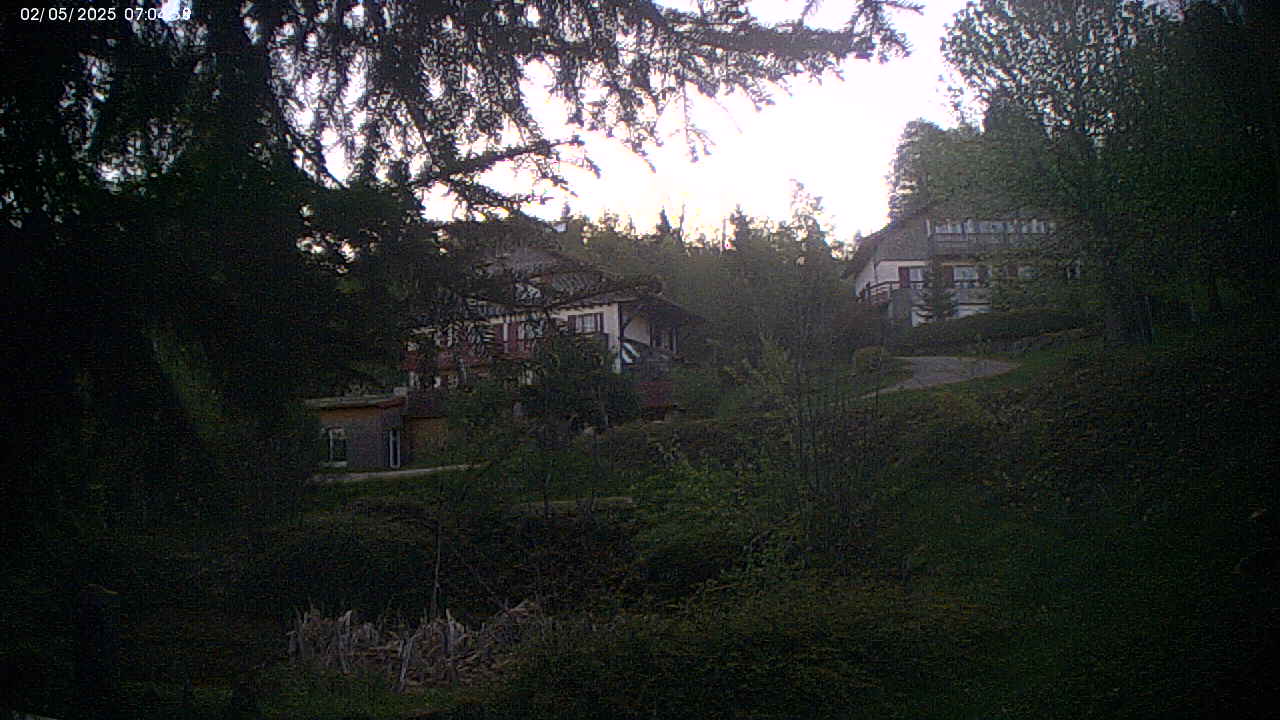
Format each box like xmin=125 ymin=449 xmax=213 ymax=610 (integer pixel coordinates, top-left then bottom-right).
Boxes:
xmin=889 ymin=308 xmax=1093 ymax=354
xmin=670 ymin=365 xmax=727 ymax=418
xmin=454 ymin=579 xmax=983 ymax=720
xmin=853 ymin=345 xmax=887 ymax=374
xmin=630 ymin=463 xmax=767 ymax=597
xmin=231 ymin=516 xmax=438 ymax=618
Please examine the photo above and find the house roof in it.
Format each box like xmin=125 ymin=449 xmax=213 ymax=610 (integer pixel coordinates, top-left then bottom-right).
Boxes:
xmin=844 ymin=207 xmax=932 ymax=278
xmin=425 ymin=243 xmax=699 ymax=326
xmin=620 ymin=295 xmax=703 ymax=326
xmin=305 ymin=394 xmax=405 ymax=411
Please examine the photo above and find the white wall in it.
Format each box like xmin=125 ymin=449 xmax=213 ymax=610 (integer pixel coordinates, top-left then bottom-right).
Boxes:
xmin=854 ymin=259 xmax=926 ymax=296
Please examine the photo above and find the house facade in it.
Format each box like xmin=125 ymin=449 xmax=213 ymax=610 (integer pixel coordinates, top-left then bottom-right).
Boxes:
xmin=404 ymin=245 xmax=696 ymax=394
xmin=307 ymin=245 xmax=697 ymax=470
xmin=848 ymin=208 xmax=1055 ymax=327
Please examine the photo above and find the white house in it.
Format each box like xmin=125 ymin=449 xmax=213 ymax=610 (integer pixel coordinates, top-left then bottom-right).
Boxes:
xmin=848 ymin=206 xmax=1055 ymax=327
xmin=403 ymin=244 xmax=699 ymax=409
xmin=307 ymin=243 xmax=698 ymax=470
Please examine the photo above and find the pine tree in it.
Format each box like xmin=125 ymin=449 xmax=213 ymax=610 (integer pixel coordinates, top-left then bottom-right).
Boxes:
xmin=917 ymin=258 xmax=957 ymax=323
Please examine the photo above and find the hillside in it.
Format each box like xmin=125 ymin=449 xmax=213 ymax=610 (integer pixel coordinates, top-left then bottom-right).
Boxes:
xmin=4 ymin=320 xmax=1278 ymax=719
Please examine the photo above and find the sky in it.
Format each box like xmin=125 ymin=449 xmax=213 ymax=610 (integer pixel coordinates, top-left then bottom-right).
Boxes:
xmin=513 ymin=0 xmax=975 ymax=244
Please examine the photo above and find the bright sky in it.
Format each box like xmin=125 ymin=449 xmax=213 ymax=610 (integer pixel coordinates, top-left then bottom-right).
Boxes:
xmin=519 ymin=0 xmax=973 ymax=243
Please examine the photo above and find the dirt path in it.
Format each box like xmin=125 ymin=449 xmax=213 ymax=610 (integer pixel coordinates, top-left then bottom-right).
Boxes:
xmin=308 ymin=463 xmax=477 ymax=485
xmin=866 ymin=356 xmax=1018 ymax=396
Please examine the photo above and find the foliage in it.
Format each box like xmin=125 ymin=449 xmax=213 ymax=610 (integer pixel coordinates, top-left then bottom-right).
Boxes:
xmin=453 ymin=578 xmax=983 ymax=720
xmin=522 ymin=333 xmax=640 ymax=432
xmin=888 ymin=308 xmax=1093 ymax=354
xmin=668 ymin=364 xmax=730 ymax=418
xmin=986 ymin=249 xmax=1100 ymax=316
xmin=916 ymin=257 xmax=958 ymax=323
xmin=853 ymin=345 xmax=888 ymax=374
xmin=1 ymin=0 xmax=918 ymax=545
xmin=628 ymin=460 xmax=791 ymax=597
xmin=942 ymin=0 xmax=1279 ymax=343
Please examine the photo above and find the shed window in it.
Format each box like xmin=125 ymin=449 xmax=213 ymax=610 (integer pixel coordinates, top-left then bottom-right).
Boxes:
xmin=323 ymin=427 xmax=347 ymax=465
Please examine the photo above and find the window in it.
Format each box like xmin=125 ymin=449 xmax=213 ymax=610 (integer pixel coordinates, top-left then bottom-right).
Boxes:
xmin=907 ymin=266 xmax=925 ymax=286
xmin=323 ymin=427 xmax=347 ymax=465
xmin=953 ymin=265 xmax=980 ymax=288
xmin=569 ymin=312 xmax=603 ymax=334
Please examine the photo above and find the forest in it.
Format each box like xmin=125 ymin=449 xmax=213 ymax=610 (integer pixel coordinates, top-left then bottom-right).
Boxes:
xmin=3 ymin=1 xmax=1278 ymax=718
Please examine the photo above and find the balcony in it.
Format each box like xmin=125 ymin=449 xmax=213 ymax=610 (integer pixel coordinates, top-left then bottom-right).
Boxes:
xmin=407 ymin=332 xmax=609 ymax=372
xmin=857 ymin=281 xmax=991 ymax=307
xmin=929 ymin=229 xmax=1041 ymax=258
xmin=620 ymin=338 xmax=677 ymax=380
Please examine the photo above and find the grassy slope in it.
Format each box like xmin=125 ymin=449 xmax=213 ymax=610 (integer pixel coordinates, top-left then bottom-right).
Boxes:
xmin=460 ymin=321 xmax=1280 ymax=719
xmin=7 ymin=323 xmax=1276 ymax=719
xmin=865 ymin=324 xmax=1280 ymax=719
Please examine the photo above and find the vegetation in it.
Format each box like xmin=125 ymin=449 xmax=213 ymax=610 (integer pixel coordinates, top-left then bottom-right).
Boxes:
xmin=889 ymin=308 xmax=1096 ymax=355
xmin=916 ymin=257 xmax=959 ymax=323
xmin=2 ymin=0 xmax=914 ymax=545
xmin=6 ymin=308 xmax=1277 ymax=718
xmin=5 ymin=0 xmax=1279 ymax=718
xmin=933 ymin=0 xmax=1278 ymax=343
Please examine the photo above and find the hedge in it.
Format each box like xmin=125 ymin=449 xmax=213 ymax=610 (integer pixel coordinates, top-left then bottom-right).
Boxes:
xmin=888 ymin=309 xmax=1094 ymax=354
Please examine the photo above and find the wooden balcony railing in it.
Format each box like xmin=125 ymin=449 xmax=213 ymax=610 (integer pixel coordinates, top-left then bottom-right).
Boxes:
xmin=857 ymin=280 xmax=990 ymax=304
xmin=620 ymin=338 xmax=678 ymax=380
xmin=428 ymin=332 xmax=608 ymax=370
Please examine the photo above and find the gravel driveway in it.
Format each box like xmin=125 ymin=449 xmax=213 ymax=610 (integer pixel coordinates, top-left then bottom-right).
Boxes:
xmin=867 ymin=356 xmax=1019 ymax=396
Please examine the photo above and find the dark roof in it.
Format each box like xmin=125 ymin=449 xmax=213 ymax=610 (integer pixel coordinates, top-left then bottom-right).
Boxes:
xmin=620 ymin=295 xmax=704 ymax=326
xmin=844 ymin=208 xmax=932 ymax=277
xmin=305 ymin=394 xmax=404 ymax=411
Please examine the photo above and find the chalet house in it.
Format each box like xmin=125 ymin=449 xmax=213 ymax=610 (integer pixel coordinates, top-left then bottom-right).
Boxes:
xmin=404 ymin=245 xmax=697 ymax=396
xmin=847 ymin=207 xmax=1055 ymax=327
xmin=307 ymin=245 xmax=698 ymax=470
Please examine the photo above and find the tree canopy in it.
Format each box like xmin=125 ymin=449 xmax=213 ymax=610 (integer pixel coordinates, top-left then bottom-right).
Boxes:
xmin=940 ymin=0 xmax=1279 ymax=341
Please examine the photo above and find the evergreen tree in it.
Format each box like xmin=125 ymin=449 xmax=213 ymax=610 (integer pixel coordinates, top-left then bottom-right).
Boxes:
xmin=917 ymin=258 xmax=958 ymax=323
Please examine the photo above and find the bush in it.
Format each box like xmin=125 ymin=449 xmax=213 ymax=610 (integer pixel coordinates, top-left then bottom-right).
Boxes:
xmin=231 ymin=516 xmax=438 ymax=618
xmin=889 ymin=308 xmax=1093 ymax=354
xmin=629 ymin=463 xmax=772 ymax=597
xmin=853 ymin=345 xmax=887 ymax=374
xmin=453 ymin=579 xmax=983 ymax=720
xmin=670 ymin=365 xmax=727 ymax=418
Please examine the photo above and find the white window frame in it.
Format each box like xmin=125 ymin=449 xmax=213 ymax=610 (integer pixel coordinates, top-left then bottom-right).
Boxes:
xmin=387 ymin=428 xmax=401 ymax=469
xmin=570 ymin=312 xmax=603 ymax=334
xmin=322 ymin=427 xmax=347 ymax=467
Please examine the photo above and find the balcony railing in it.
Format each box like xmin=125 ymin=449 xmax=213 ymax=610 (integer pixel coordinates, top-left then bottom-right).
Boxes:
xmin=858 ymin=280 xmax=911 ymax=304
xmin=857 ymin=280 xmax=990 ymax=305
xmin=929 ymin=230 xmax=1040 ymax=257
xmin=429 ymin=332 xmax=608 ymax=370
xmin=620 ymin=338 xmax=677 ymax=380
